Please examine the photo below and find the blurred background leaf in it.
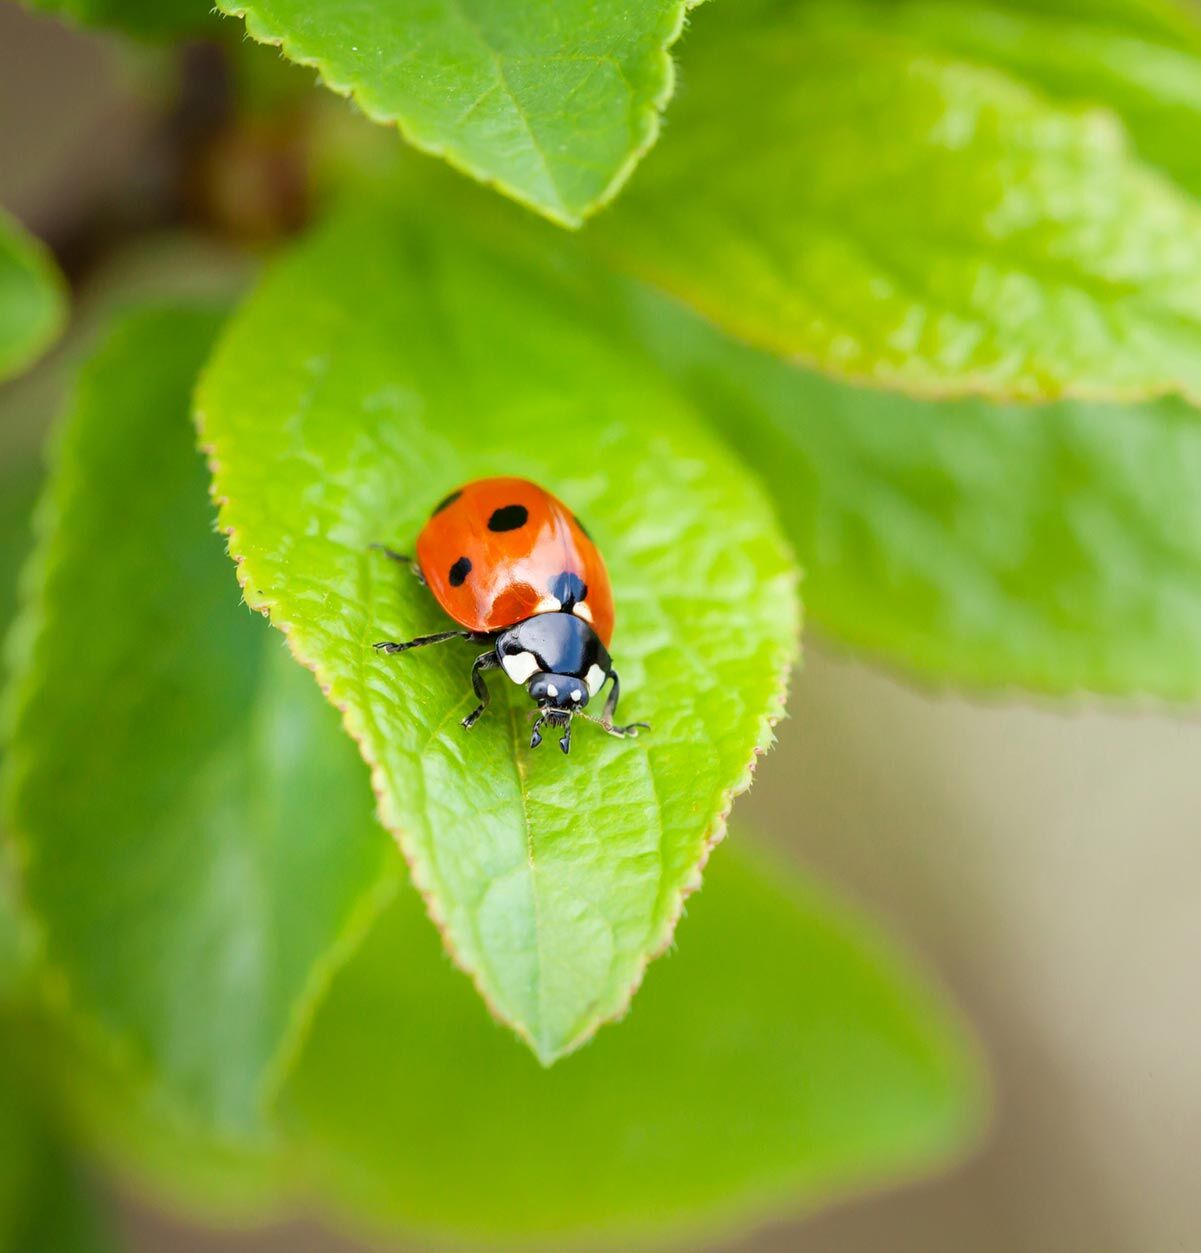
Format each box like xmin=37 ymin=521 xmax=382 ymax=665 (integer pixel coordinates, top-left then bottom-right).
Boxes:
xmin=601 ymin=12 xmax=1201 ymax=401
xmin=197 ymin=186 xmax=800 ymax=1064
xmin=278 ymin=839 xmax=985 ymax=1246
xmin=3 ymin=304 xmax=394 ymax=1164
xmin=0 ymin=461 xmax=40 ymax=1001
xmin=0 ymin=453 xmax=115 ymax=1253
xmin=0 ymin=1047 xmax=115 ymax=1253
xmin=755 ymin=0 xmax=1201 ymax=199
xmin=630 ymin=289 xmax=1201 ymax=696
xmin=0 ymin=209 xmax=65 ymax=383
xmin=18 ymin=0 xmax=218 ymax=38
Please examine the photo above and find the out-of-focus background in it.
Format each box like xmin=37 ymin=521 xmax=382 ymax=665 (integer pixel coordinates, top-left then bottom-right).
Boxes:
xmin=118 ymin=662 xmax=1201 ymax=1253
xmin=5 ymin=6 xmax=1200 ymax=1251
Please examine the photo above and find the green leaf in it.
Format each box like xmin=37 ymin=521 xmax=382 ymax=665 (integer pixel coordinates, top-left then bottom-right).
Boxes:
xmin=629 ymin=286 xmax=1201 ymax=696
xmin=4 ymin=304 xmax=393 ymax=1144
xmin=196 ymin=193 xmax=799 ymax=1064
xmin=0 ymin=470 xmax=39 ymax=655
xmin=0 ymin=211 xmax=65 ymax=383
xmin=598 ymin=20 xmax=1201 ymax=402
xmin=215 ymin=0 xmax=698 ymax=227
xmin=768 ymin=0 xmax=1201 ymax=201
xmin=3 ymin=1144 xmax=114 ymax=1253
xmin=0 ymin=467 xmax=42 ymax=1001
xmin=279 ymin=840 xmax=985 ymax=1244
xmin=0 ymin=1044 xmax=115 ymax=1253
xmin=36 ymin=1017 xmax=294 ymax=1216
xmin=0 ymin=869 xmax=21 ymax=1006
xmin=20 ymin=0 xmax=217 ymax=38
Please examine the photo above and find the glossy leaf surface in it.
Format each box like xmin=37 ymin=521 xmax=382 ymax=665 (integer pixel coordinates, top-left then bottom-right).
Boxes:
xmin=602 ymin=20 xmax=1201 ymax=401
xmin=197 ymin=195 xmax=799 ymax=1063
xmin=631 ymin=287 xmax=1201 ymax=695
xmin=768 ymin=0 xmax=1201 ymax=199
xmin=217 ymin=0 xmax=698 ymax=226
xmin=4 ymin=305 xmax=392 ymax=1141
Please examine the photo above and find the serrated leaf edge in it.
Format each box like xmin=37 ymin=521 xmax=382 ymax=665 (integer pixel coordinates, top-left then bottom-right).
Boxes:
xmin=213 ymin=0 xmax=705 ymax=228
xmin=195 ymin=411 xmax=801 ymax=1065
xmin=597 ymin=36 xmax=1201 ymax=406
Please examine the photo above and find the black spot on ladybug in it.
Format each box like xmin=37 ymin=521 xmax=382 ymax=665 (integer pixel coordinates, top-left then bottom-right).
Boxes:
xmin=488 ymin=504 xmax=529 ymax=532
xmin=432 ymin=489 xmax=462 ymax=516
xmin=449 ymin=556 xmax=472 ymax=586
xmin=573 ymin=514 xmax=591 ymax=539
xmin=549 ymin=570 xmax=587 ymax=609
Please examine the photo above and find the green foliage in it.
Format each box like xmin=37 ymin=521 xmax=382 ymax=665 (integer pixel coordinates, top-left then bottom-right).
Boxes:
xmin=24 ymin=0 xmax=1201 ymax=1237
xmin=0 ymin=468 xmax=40 ymax=1001
xmin=0 ymin=1051 xmax=114 ymax=1253
xmin=0 ymin=295 xmax=982 ymax=1246
xmin=19 ymin=0 xmax=216 ymax=37
xmin=216 ymin=0 xmax=698 ymax=226
xmin=0 ymin=470 xmax=39 ymax=656
xmin=601 ymin=16 xmax=1201 ymax=401
xmin=4 ymin=305 xmax=393 ymax=1142
xmin=36 ymin=1018 xmax=293 ymax=1215
xmin=771 ymin=0 xmax=1201 ymax=199
xmin=629 ymin=289 xmax=1201 ymax=695
xmin=0 ymin=210 xmax=65 ymax=384
xmin=0 ymin=291 xmax=983 ymax=1246
xmin=196 ymin=191 xmax=800 ymax=1062
xmin=278 ymin=842 xmax=985 ymax=1245
xmin=0 ymin=858 xmax=22 ymax=1006
xmin=335 ymin=168 xmax=1201 ymax=699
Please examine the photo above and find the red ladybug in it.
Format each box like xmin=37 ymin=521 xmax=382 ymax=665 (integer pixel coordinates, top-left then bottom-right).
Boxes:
xmin=374 ymin=477 xmax=647 ymax=755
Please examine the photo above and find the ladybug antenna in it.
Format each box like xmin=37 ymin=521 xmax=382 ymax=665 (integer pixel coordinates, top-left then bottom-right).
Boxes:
xmin=576 ymin=710 xmax=650 ymax=740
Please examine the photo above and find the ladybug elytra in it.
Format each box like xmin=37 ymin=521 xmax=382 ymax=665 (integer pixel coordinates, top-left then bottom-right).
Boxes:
xmin=374 ymin=477 xmax=647 ymax=755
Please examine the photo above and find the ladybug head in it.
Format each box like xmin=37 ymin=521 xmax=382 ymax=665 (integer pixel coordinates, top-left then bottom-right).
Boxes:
xmin=528 ymin=671 xmax=589 ymax=713
xmin=527 ymin=672 xmax=589 ymax=753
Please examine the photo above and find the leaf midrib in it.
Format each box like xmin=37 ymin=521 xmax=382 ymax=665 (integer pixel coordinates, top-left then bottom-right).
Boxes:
xmin=447 ymin=0 xmax=568 ymax=217
xmin=504 ymin=696 xmax=551 ymax=1057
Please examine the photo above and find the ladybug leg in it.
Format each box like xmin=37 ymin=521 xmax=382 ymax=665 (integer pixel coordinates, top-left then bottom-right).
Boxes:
xmin=600 ymin=669 xmax=650 ymax=739
xmin=373 ymin=629 xmax=470 ymax=654
xmin=461 ymin=651 xmax=500 ymax=730
xmin=371 ymin=543 xmax=426 ymax=586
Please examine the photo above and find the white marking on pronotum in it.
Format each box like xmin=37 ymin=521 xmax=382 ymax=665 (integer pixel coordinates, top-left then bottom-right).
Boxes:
xmin=501 ymin=650 xmax=539 ymax=684
xmin=585 ymin=664 xmax=606 ymax=697
xmin=573 ymin=602 xmax=594 ymax=624
xmin=546 ymin=683 xmax=559 ymax=698
xmin=535 ymin=595 xmax=560 ymax=613
xmin=571 ymin=689 xmax=582 ymax=702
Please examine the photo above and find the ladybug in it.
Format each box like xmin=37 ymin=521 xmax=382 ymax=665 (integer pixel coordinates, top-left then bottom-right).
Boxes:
xmin=373 ymin=477 xmax=648 ymax=755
